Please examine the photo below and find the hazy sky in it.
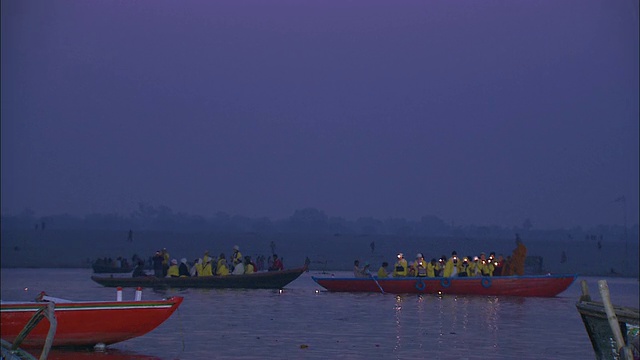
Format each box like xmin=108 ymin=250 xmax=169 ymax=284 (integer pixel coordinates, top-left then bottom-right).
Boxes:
xmin=2 ymin=1 xmax=638 ymax=229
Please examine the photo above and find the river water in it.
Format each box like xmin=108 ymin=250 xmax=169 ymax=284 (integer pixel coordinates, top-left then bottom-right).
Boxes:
xmin=1 ymin=269 xmax=638 ymax=360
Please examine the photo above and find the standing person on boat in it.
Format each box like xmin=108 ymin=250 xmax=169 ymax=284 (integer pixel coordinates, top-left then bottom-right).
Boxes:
xmin=509 ymin=234 xmax=527 ymax=276
xmin=471 ymin=256 xmax=482 ymax=276
xmin=478 ymin=253 xmax=494 ymax=276
xmin=436 ymin=256 xmax=447 ymax=277
xmin=393 ymin=253 xmax=408 ymax=277
xmin=167 ymin=259 xmax=180 ymax=277
xmin=216 ymin=253 xmax=229 ymax=276
xmin=502 ymin=256 xmax=512 ymax=275
xmin=427 ymin=258 xmax=437 ymax=277
xmin=178 ymin=258 xmax=191 ymax=277
xmin=377 ymin=262 xmax=389 ymax=278
xmin=269 ymin=254 xmax=284 ymax=271
xmin=231 ymin=245 xmax=243 ymax=271
xmin=132 ymin=260 xmax=146 ymax=277
xmin=459 ymin=257 xmax=470 ymax=277
xmin=493 ymin=254 xmax=505 ymax=276
xmin=411 ymin=253 xmax=428 ymax=277
xmin=161 ymin=248 xmax=170 ymax=277
xmin=152 ymin=251 xmax=164 ymax=278
xmin=444 ymin=251 xmax=460 ymax=277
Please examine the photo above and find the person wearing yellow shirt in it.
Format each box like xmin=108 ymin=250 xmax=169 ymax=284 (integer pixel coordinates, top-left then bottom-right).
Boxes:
xmin=471 ymin=256 xmax=482 ymax=276
xmin=427 ymin=258 xmax=437 ymax=277
xmin=162 ymin=248 xmax=170 ymax=277
xmin=436 ymin=256 xmax=446 ymax=277
xmin=411 ymin=253 xmax=428 ymax=277
xmin=393 ymin=253 xmax=408 ymax=277
xmin=443 ymin=251 xmax=461 ymax=277
xmin=203 ymin=251 xmax=212 ymax=265
xmin=217 ymin=253 xmax=229 ymax=276
xmin=377 ymin=262 xmax=389 ymax=278
xmin=244 ymin=256 xmax=255 ymax=274
xmin=167 ymin=259 xmax=179 ymax=277
xmin=200 ymin=258 xmax=214 ymax=276
xmin=509 ymin=235 xmax=527 ymax=276
xmin=459 ymin=257 xmax=471 ymax=277
xmin=231 ymin=245 xmax=243 ymax=268
xmin=479 ymin=253 xmax=494 ymax=276
xmin=191 ymin=258 xmax=203 ymax=276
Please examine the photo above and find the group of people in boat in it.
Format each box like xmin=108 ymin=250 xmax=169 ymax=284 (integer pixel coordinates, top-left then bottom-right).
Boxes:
xmin=134 ymin=245 xmax=285 ymax=278
xmin=354 ymin=235 xmax=528 ymax=278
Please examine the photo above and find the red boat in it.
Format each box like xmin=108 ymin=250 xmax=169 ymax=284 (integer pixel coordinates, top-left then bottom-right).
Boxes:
xmin=312 ymin=274 xmax=577 ymax=297
xmin=1 ymin=293 xmax=183 ymax=348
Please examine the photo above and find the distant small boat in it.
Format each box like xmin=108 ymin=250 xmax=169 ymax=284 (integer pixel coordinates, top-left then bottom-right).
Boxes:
xmin=1 ymin=293 xmax=183 ymax=348
xmin=576 ymin=280 xmax=639 ymax=360
xmin=91 ymin=266 xmax=308 ymax=289
xmin=312 ymin=274 xmax=577 ymax=297
xmin=92 ymin=263 xmax=133 ymax=274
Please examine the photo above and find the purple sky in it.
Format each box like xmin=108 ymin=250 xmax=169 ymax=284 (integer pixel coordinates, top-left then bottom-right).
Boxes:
xmin=2 ymin=1 xmax=638 ymax=229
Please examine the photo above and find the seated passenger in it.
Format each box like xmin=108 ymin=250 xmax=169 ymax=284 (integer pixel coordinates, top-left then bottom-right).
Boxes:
xmin=362 ymin=263 xmax=371 ymax=277
xmin=244 ymin=256 xmax=256 ymax=274
xmin=132 ymin=260 xmax=146 ymax=277
xmin=232 ymin=261 xmax=245 ymax=275
xmin=268 ymin=254 xmax=284 ymax=271
xmin=201 ymin=258 xmax=214 ymax=277
xmin=353 ymin=260 xmax=363 ymax=277
xmin=217 ymin=254 xmax=229 ymax=276
xmin=190 ymin=258 xmax=201 ymax=277
xmin=377 ymin=262 xmax=389 ymax=278
xmin=167 ymin=259 xmax=180 ymax=277
xmin=178 ymin=258 xmax=191 ymax=277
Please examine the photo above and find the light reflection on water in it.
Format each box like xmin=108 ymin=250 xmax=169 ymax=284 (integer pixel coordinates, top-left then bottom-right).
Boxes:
xmin=1 ymin=269 xmax=638 ymax=360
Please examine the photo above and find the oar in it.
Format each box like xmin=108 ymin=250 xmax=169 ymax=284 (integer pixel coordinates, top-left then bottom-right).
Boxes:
xmin=370 ymin=274 xmax=385 ymax=294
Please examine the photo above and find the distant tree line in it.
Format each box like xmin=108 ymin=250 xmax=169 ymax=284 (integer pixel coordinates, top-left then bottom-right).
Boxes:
xmin=1 ymin=204 xmax=637 ymax=241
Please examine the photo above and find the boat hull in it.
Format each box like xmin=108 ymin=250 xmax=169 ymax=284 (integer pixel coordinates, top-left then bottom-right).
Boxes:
xmin=312 ymin=274 xmax=577 ymax=297
xmin=91 ymin=267 xmax=307 ymax=289
xmin=0 ymin=297 xmax=183 ymax=348
xmin=576 ymin=300 xmax=640 ymax=360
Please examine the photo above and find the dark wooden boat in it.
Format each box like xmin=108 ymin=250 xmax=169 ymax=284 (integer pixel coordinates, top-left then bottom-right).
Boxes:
xmin=576 ymin=280 xmax=639 ymax=360
xmin=91 ymin=266 xmax=307 ymax=289
xmin=92 ymin=263 xmax=133 ymax=274
xmin=312 ymin=273 xmax=577 ymax=297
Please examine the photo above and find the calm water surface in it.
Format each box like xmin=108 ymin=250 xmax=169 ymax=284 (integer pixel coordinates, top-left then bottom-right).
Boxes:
xmin=1 ymin=269 xmax=638 ymax=360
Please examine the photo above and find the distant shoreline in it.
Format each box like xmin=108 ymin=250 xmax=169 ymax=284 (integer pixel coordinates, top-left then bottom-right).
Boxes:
xmin=1 ymin=266 xmax=637 ymax=280
xmin=2 ymin=229 xmax=638 ymax=278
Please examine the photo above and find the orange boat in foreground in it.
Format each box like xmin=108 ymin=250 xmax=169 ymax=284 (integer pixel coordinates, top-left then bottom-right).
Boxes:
xmin=1 ymin=293 xmax=183 ymax=348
